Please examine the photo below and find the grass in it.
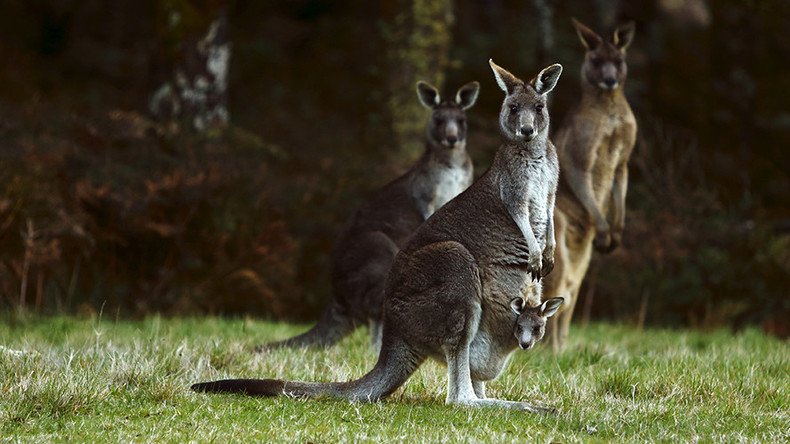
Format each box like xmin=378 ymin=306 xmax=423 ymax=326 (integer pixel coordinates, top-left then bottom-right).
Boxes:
xmin=0 ymin=315 xmax=787 ymax=443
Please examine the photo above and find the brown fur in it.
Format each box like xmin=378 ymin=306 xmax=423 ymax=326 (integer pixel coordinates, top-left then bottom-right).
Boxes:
xmin=542 ymin=18 xmax=637 ymax=351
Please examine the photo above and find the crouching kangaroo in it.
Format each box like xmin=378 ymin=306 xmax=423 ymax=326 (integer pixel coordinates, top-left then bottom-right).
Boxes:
xmin=542 ymin=18 xmax=637 ymax=351
xmin=193 ymin=60 xmax=564 ymax=411
xmin=260 ymin=80 xmax=480 ymax=350
xmin=194 ymin=297 xmax=562 ymax=409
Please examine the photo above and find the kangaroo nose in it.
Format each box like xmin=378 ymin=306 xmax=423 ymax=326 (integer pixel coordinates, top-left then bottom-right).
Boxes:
xmin=520 ymin=341 xmax=532 ymax=350
xmin=446 ymin=135 xmax=458 ymax=145
xmin=604 ymin=78 xmax=617 ymax=88
xmin=521 ymin=126 xmax=535 ymax=139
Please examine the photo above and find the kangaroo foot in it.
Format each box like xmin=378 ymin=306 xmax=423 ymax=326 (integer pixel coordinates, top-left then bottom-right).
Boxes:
xmin=461 ymin=398 xmax=557 ymax=413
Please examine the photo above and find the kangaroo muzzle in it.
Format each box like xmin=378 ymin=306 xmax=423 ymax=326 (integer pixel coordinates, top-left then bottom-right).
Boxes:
xmin=598 ymin=63 xmax=619 ymax=90
xmin=515 ymin=113 xmax=536 ymax=141
xmin=444 ymin=121 xmax=460 ymax=147
xmin=516 ymin=329 xmax=535 ymax=350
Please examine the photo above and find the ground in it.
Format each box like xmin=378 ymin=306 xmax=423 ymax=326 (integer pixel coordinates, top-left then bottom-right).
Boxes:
xmin=0 ymin=316 xmax=787 ymax=442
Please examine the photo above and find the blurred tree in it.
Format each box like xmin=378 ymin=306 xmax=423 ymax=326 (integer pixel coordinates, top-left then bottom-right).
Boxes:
xmin=711 ymin=1 xmax=758 ymax=197
xmin=593 ymin=0 xmax=622 ymax=27
xmin=531 ymin=0 xmax=554 ymax=69
xmin=149 ymin=1 xmax=231 ymax=134
xmin=381 ymin=0 xmax=454 ymax=161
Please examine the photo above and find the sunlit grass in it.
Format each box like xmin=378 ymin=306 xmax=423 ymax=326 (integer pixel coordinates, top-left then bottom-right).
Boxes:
xmin=0 ymin=315 xmax=787 ymax=442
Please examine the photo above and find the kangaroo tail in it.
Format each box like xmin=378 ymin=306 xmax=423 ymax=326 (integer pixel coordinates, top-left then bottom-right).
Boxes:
xmin=256 ymin=302 xmax=356 ymax=351
xmin=193 ymin=339 xmax=423 ymax=402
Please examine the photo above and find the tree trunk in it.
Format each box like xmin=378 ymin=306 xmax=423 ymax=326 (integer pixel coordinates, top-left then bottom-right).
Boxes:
xmin=531 ymin=0 xmax=554 ymax=69
xmin=593 ymin=0 xmax=621 ymax=28
xmin=149 ymin=4 xmax=231 ymax=135
xmin=381 ymin=0 xmax=455 ymax=162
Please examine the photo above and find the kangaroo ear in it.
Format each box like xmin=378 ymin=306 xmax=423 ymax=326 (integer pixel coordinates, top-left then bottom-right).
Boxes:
xmin=416 ymin=81 xmax=440 ymax=109
xmin=455 ymin=81 xmax=480 ymax=110
xmin=571 ymin=18 xmax=602 ymax=50
xmin=510 ymin=297 xmax=526 ymax=315
xmin=489 ymin=59 xmax=522 ymax=95
xmin=540 ymin=297 xmax=564 ymax=318
xmin=613 ymin=21 xmax=635 ymax=51
xmin=532 ymin=64 xmax=562 ymax=95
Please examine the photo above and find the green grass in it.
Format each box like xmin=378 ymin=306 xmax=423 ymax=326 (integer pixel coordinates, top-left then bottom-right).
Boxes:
xmin=0 ymin=316 xmax=787 ymax=442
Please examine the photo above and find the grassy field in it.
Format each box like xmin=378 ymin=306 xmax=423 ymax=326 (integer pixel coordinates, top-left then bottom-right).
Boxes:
xmin=0 ymin=315 xmax=787 ymax=442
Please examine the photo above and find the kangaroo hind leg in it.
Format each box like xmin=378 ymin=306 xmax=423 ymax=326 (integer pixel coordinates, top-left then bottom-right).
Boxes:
xmin=472 ymin=380 xmax=486 ymax=399
xmin=444 ymin=299 xmax=482 ymax=405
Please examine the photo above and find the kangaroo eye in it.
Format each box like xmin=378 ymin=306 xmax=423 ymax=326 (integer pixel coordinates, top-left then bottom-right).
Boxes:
xmin=592 ymin=57 xmax=603 ymax=67
xmin=433 ymin=117 xmax=442 ymax=125
xmin=535 ymin=104 xmax=544 ymax=112
xmin=509 ymin=105 xmax=519 ymax=114
xmin=458 ymin=118 xmax=466 ymax=125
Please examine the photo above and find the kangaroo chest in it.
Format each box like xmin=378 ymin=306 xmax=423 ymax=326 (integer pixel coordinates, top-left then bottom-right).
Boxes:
xmin=591 ymin=112 xmax=631 ymax=200
xmin=504 ymin=160 xmax=552 ymax=246
xmin=433 ymin=162 xmax=473 ymax=209
xmin=599 ymin=113 xmax=628 ymax=155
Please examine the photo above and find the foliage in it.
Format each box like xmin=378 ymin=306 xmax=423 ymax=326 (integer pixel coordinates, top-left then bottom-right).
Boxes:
xmin=381 ymin=0 xmax=455 ymax=159
xmin=591 ymin=120 xmax=790 ymax=333
xmin=0 ymin=100 xmax=297 ymax=316
xmin=0 ymin=316 xmax=787 ymax=442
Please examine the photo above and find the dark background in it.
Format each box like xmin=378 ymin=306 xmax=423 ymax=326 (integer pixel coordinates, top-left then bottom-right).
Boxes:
xmin=0 ymin=0 xmax=787 ymax=335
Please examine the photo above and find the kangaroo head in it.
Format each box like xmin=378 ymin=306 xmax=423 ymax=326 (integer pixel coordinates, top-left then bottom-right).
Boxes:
xmin=572 ymin=18 xmax=635 ymax=91
xmin=489 ymin=59 xmax=562 ymax=144
xmin=510 ymin=297 xmax=564 ymax=350
xmin=416 ymin=81 xmax=480 ymax=149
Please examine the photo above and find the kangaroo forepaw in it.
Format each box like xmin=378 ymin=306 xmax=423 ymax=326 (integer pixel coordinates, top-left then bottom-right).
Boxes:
xmin=593 ymin=230 xmax=612 ymax=253
xmin=540 ymin=255 xmax=554 ymax=277
xmin=528 ymin=255 xmax=543 ymax=281
xmin=594 ymin=230 xmax=620 ymax=254
xmin=529 ymin=267 xmax=542 ymax=282
xmin=608 ymin=231 xmax=622 ymax=252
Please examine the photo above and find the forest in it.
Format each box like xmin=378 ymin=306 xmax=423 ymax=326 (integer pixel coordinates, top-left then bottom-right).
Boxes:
xmin=0 ymin=0 xmax=787 ymax=335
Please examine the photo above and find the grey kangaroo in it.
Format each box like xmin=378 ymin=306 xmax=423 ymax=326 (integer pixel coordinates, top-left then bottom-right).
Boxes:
xmin=542 ymin=18 xmax=637 ymax=351
xmin=261 ymin=80 xmax=480 ymax=350
xmin=193 ymin=60 xmax=564 ymax=411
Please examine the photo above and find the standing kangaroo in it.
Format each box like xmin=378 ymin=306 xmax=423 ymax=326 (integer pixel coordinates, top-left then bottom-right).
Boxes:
xmin=542 ymin=18 xmax=637 ymax=351
xmin=193 ymin=60 xmax=565 ymax=411
xmin=261 ymin=81 xmax=480 ymax=350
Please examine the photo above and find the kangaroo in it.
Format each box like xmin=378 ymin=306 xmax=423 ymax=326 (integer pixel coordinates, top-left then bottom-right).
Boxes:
xmin=193 ymin=296 xmax=563 ymax=407
xmin=260 ymin=81 xmax=480 ymax=350
xmin=542 ymin=18 xmax=637 ymax=351
xmin=193 ymin=60 xmax=564 ymax=411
